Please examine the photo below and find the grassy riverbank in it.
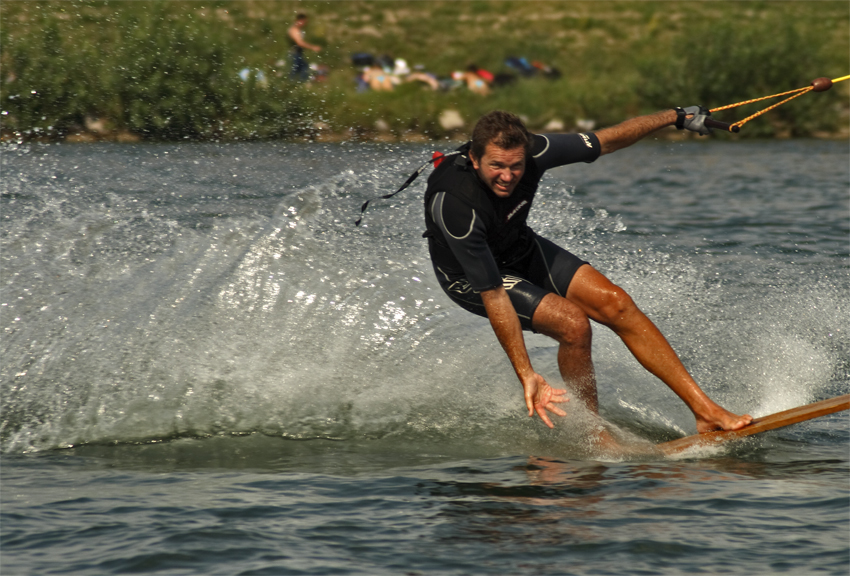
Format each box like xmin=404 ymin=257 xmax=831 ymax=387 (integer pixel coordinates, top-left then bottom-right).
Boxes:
xmin=2 ymin=1 xmax=848 ymax=142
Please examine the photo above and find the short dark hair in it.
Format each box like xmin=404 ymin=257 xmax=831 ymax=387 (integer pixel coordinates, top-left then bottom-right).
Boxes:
xmin=471 ymin=110 xmax=531 ymax=160
xmin=295 ymin=13 xmax=308 ymax=21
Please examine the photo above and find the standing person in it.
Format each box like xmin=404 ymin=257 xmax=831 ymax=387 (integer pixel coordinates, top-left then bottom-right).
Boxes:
xmin=287 ymin=13 xmax=321 ymax=82
xmin=423 ymin=109 xmax=753 ymax=433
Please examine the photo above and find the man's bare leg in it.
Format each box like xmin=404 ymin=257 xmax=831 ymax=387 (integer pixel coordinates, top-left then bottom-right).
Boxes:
xmin=532 ymin=294 xmax=625 ymax=451
xmin=532 ymin=293 xmax=597 ymax=410
xmin=566 ymin=266 xmax=752 ymax=433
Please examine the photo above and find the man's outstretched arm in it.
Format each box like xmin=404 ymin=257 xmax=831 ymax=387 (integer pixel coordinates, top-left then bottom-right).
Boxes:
xmin=480 ymin=286 xmax=568 ymax=428
xmin=595 ymin=110 xmax=677 ymax=156
xmin=595 ymin=106 xmax=715 ymax=155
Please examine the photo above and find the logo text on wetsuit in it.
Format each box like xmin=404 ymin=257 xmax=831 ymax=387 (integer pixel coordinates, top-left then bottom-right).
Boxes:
xmin=506 ymin=200 xmax=528 ymax=222
xmin=502 ymin=275 xmax=524 ymax=290
xmin=580 ymin=133 xmax=593 ymax=149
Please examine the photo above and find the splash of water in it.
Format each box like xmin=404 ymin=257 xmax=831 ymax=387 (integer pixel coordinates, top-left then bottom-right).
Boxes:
xmin=1 ymin=143 xmax=845 ymax=454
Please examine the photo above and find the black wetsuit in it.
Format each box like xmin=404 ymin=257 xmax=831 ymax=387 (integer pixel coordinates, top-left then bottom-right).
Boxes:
xmin=424 ymin=132 xmax=601 ymax=330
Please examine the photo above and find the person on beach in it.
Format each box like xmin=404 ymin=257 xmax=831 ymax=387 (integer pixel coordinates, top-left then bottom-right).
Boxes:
xmin=423 ymin=109 xmax=753 ymax=434
xmin=287 ymin=13 xmax=321 ymax=82
xmin=362 ymin=65 xmax=396 ymax=91
xmin=457 ymin=65 xmax=491 ymax=95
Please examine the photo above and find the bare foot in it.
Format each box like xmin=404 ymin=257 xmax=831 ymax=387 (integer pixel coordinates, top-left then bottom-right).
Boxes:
xmin=695 ymin=405 xmax=753 ymax=434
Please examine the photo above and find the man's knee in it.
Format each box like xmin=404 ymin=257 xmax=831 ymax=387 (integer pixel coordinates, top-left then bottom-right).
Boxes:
xmin=560 ymin=310 xmax=592 ymax=348
xmin=594 ymin=285 xmax=637 ymax=326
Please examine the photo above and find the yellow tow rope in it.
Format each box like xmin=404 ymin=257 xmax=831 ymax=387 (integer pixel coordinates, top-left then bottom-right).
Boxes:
xmin=710 ymin=75 xmax=849 ymax=132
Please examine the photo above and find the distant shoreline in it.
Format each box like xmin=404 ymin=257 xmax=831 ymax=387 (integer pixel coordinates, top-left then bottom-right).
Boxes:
xmin=3 ymin=2 xmax=846 ymax=144
xmin=4 ymin=125 xmax=847 ymax=145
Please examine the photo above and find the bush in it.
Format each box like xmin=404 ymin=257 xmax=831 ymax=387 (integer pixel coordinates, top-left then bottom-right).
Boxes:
xmin=2 ymin=10 xmax=96 ymax=136
xmin=105 ymin=4 xmax=238 ymax=139
xmin=637 ymin=12 xmax=845 ymax=137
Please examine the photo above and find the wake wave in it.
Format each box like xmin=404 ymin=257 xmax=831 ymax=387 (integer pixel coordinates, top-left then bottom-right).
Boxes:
xmin=1 ymin=145 xmax=845 ymax=454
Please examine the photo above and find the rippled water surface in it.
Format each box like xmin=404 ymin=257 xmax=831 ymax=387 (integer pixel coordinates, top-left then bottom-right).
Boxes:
xmin=2 ymin=139 xmax=848 ymax=575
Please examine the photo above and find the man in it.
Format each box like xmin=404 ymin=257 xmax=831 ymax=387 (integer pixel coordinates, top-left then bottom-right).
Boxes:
xmin=423 ymin=109 xmax=753 ymax=433
xmin=287 ymin=14 xmax=321 ymax=82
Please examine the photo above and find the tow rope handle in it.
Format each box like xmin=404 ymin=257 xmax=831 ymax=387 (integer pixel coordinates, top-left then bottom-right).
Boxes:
xmin=354 ymin=150 xmax=462 ymax=226
xmin=707 ymin=75 xmax=848 ymax=133
xmin=704 ymin=117 xmax=740 ymax=134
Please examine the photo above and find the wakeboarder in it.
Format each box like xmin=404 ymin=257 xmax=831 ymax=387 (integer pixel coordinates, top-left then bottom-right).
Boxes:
xmin=423 ymin=109 xmax=753 ymax=433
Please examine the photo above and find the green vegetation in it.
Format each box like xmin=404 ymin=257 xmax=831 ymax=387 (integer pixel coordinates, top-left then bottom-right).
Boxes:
xmin=2 ymin=1 xmax=848 ymax=141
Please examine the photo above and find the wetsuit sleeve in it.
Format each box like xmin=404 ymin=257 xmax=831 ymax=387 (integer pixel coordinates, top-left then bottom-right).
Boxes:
xmin=531 ymin=133 xmax=601 ymax=172
xmin=429 ymin=191 xmax=503 ymax=291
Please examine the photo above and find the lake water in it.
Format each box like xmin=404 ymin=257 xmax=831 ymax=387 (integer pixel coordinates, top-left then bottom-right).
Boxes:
xmin=2 ymin=138 xmax=848 ymax=575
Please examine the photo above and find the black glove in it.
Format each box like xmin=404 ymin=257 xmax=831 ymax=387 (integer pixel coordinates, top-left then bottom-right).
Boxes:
xmin=675 ymin=105 xmax=712 ymax=136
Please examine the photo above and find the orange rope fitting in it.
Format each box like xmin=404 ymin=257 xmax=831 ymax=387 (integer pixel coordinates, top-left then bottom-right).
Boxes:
xmin=709 ymin=75 xmax=849 ymax=132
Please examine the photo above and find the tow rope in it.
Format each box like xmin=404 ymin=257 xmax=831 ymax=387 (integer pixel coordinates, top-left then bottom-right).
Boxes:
xmin=707 ymin=75 xmax=848 ymax=133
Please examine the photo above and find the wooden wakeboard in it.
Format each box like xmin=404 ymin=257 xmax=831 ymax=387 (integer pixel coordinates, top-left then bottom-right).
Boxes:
xmin=658 ymin=394 xmax=850 ymax=456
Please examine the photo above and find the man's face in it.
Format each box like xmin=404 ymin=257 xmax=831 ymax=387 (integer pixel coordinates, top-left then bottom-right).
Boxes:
xmin=470 ymin=143 xmax=526 ymax=198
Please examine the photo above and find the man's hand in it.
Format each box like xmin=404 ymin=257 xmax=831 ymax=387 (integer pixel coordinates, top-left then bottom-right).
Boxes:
xmin=676 ymin=105 xmax=713 ymax=135
xmin=479 ymin=286 xmax=569 ymax=428
xmin=521 ymin=372 xmax=568 ymax=428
